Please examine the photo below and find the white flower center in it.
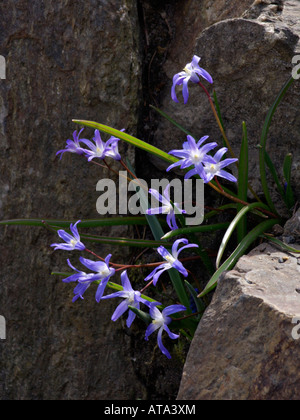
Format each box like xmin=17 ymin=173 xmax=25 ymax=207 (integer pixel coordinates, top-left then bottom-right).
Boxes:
xmin=70 ymin=239 xmax=77 ymax=247
xmin=99 ymin=266 xmax=110 ymax=277
xmin=96 ymin=146 xmax=103 ymax=156
xmin=152 ymin=313 xmax=165 ymax=327
xmin=184 ymin=65 xmax=194 ymax=76
xmin=207 ymin=163 xmax=219 ymax=175
xmin=191 ymin=151 xmax=202 ymax=163
xmin=127 ymin=291 xmax=135 ymax=305
xmin=164 ymin=254 xmax=176 ymax=265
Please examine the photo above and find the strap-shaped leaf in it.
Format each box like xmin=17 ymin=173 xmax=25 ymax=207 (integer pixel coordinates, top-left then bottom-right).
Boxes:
xmin=216 ymin=202 xmax=271 ymax=269
xmin=72 ymin=119 xmax=178 ymax=165
xmin=259 ymin=75 xmax=295 ymax=215
xmin=161 ymin=222 xmax=230 ymax=240
xmin=0 ymin=216 xmax=155 ymax=228
xmin=199 ymin=218 xmax=279 ymax=297
xmin=237 ymin=122 xmax=249 ymax=242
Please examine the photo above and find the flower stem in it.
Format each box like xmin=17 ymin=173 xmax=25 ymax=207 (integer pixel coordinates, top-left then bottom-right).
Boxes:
xmin=198 ymin=81 xmax=236 ymax=160
xmin=208 ymin=181 xmax=277 ymax=218
xmin=214 ymin=176 xmax=224 ymax=192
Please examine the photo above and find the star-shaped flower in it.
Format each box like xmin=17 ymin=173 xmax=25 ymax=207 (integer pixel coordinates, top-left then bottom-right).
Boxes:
xmin=167 ymin=135 xmax=217 ymax=180
xmin=144 ymin=239 xmax=198 ymax=286
xmin=145 ymin=303 xmax=186 ymax=359
xmin=56 ymin=129 xmax=88 ymax=159
xmin=51 ymin=220 xmax=86 ymax=251
xmin=202 ymin=147 xmax=238 ymax=184
xmin=101 ymin=271 xmax=147 ymax=328
xmin=146 ymin=184 xmax=186 ymax=231
xmin=79 ymin=255 xmax=116 ymax=302
xmin=171 ymin=55 xmax=213 ymax=104
xmin=81 ymin=129 xmax=122 ymax=161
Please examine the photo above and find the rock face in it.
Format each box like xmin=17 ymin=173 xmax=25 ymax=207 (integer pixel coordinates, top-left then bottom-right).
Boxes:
xmin=177 ymin=242 xmax=300 ymax=400
xmin=1 ymin=0 xmax=300 ymax=401
xmin=153 ymin=0 xmax=300 ymax=210
xmin=0 ymin=0 xmax=185 ymax=401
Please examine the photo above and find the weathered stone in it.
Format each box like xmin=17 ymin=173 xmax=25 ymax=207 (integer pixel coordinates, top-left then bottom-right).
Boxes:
xmin=152 ymin=0 xmax=300 ymax=213
xmin=177 ymin=242 xmax=300 ymax=400
xmin=283 ymin=208 xmax=300 ymax=242
xmin=0 ymin=0 xmax=186 ymax=401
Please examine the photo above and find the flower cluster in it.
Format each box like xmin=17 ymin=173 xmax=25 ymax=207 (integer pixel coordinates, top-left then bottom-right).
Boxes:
xmin=56 ymin=128 xmax=123 ymax=162
xmin=52 ymin=54 xmax=239 ymax=360
xmin=167 ymin=135 xmax=238 ymax=184
xmin=51 ymin=221 xmax=197 ymax=358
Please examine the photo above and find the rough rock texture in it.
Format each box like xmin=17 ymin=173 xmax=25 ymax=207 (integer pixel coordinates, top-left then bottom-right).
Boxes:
xmin=177 ymin=242 xmax=300 ymax=400
xmin=152 ymin=0 xmax=300 ymax=211
xmin=0 ymin=0 xmax=185 ymax=400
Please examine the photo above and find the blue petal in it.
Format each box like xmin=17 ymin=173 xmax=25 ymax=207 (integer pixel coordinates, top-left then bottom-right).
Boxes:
xmin=157 ymin=327 xmax=171 ymax=359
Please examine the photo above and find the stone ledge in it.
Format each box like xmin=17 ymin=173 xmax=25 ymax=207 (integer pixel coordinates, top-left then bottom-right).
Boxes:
xmin=177 ymin=243 xmax=300 ymax=400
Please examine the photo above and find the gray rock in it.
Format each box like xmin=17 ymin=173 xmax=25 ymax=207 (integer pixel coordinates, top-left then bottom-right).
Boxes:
xmin=177 ymin=242 xmax=300 ymax=400
xmin=283 ymin=208 xmax=300 ymax=241
xmin=152 ymin=0 xmax=300 ymax=213
xmin=0 ymin=0 xmax=184 ymax=401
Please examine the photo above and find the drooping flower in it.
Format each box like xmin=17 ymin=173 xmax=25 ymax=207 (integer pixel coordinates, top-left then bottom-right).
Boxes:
xmin=171 ymin=55 xmax=213 ymax=104
xmin=51 ymin=220 xmax=86 ymax=251
xmin=146 ymin=184 xmax=186 ymax=231
xmin=56 ymin=128 xmax=88 ymax=159
xmin=144 ymin=239 xmax=198 ymax=286
xmin=79 ymin=254 xmax=116 ymax=302
xmin=202 ymin=147 xmax=238 ymax=184
xmin=167 ymin=135 xmax=217 ymax=180
xmin=81 ymin=129 xmax=122 ymax=161
xmin=62 ymin=259 xmax=100 ymax=302
xmin=101 ymin=270 xmax=147 ymax=328
xmin=145 ymin=303 xmax=186 ymax=359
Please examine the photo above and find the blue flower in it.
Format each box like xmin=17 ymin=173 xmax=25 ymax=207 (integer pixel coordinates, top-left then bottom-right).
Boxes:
xmin=101 ymin=271 xmax=147 ymax=328
xmin=56 ymin=129 xmax=88 ymax=159
xmin=79 ymin=255 xmax=115 ymax=302
xmin=171 ymin=55 xmax=213 ymax=104
xmin=146 ymin=184 xmax=186 ymax=231
xmin=144 ymin=239 xmax=198 ymax=286
xmin=202 ymin=147 xmax=238 ymax=184
xmin=62 ymin=259 xmax=99 ymax=302
xmin=81 ymin=129 xmax=122 ymax=161
xmin=51 ymin=220 xmax=86 ymax=251
xmin=145 ymin=303 xmax=186 ymax=359
xmin=167 ymin=135 xmax=217 ymax=180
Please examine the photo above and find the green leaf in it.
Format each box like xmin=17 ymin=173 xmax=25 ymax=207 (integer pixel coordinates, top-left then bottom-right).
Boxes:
xmin=261 ymin=235 xmax=300 ymax=254
xmin=216 ymin=202 xmax=271 ymax=269
xmin=237 ymin=122 xmax=249 ymax=243
xmin=0 ymin=216 xmax=156 ymax=228
xmin=79 ymin=233 xmax=171 ymax=248
xmin=125 ymin=158 xmax=166 ymax=241
xmin=150 ymin=105 xmax=193 ymax=137
xmin=72 ymin=120 xmax=178 ymax=165
xmin=128 ymin=305 xmax=152 ymax=325
xmin=264 ymin=150 xmax=287 ymax=208
xmin=259 ymin=75 xmax=295 ymax=216
xmin=199 ymin=218 xmax=280 ymax=297
xmin=161 ymin=222 xmax=230 ymax=240
xmin=184 ymin=280 xmax=206 ymax=315
xmin=124 ymin=159 xmax=191 ymax=310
